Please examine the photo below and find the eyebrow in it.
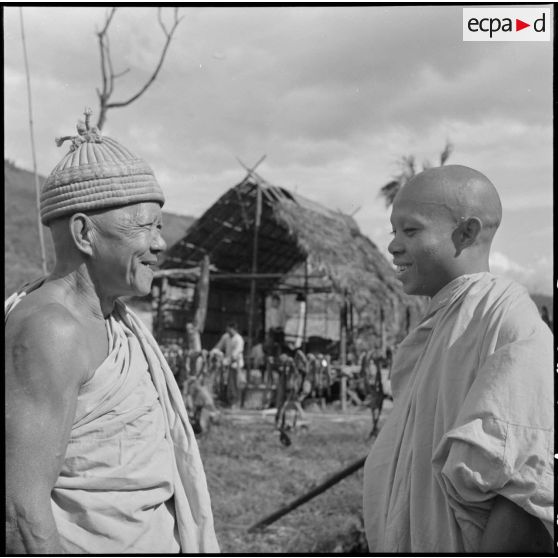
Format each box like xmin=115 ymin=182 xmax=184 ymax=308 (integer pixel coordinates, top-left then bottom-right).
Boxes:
xmin=390 ymin=213 xmax=426 ymax=226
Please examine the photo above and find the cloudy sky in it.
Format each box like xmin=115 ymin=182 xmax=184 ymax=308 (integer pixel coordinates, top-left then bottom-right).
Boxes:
xmin=4 ymin=5 xmax=553 ymax=295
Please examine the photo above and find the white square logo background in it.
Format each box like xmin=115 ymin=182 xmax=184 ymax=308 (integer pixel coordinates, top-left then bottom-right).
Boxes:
xmin=463 ymin=7 xmax=552 ymax=41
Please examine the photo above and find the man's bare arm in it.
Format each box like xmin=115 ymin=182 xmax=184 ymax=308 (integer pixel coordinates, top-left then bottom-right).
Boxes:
xmin=479 ymin=495 xmax=553 ymax=553
xmin=5 ymin=307 xmax=90 ymax=554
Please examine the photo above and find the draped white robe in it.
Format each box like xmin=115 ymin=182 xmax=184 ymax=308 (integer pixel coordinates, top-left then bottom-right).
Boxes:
xmin=363 ymin=273 xmax=553 ymax=552
xmin=6 ymin=286 xmax=220 ymax=554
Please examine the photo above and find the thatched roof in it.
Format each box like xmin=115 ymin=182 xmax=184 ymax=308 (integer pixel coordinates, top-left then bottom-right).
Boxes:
xmin=163 ymin=171 xmax=424 ymax=345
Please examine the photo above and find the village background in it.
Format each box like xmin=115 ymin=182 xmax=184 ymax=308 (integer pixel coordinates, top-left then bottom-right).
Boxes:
xmin=4 ymin=5 xmax=553 ymax=553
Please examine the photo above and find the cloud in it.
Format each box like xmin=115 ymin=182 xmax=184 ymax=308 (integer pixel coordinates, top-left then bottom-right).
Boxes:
xmin=490 ymin=251 xmax=552 ymax=295
xmin=3 ymin=5 xmax=552 ymax=290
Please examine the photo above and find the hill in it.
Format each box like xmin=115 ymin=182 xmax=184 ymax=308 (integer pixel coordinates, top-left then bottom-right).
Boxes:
xmin=4 ymin=160 xmax=196 ymax=297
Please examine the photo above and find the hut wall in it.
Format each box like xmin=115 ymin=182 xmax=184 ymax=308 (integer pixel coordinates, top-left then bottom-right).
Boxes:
xmin=154 ymin=282 xmax=197 ymax=346
xmin=203 ymin=283 xmax=264 ymax=349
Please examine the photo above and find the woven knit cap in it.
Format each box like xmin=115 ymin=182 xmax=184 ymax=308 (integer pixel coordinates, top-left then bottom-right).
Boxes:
xmin=40 ymin=109 xmax=165 ymax=225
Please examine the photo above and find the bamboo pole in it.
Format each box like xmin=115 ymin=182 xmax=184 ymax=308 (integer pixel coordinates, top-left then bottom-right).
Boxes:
xmin=247 ymin=455 xmax=366 ymax=532
xmin=19 ymin=8 xmax=48 ymax=276
xmin=380 ymin=307 xmax=386 ymax=356
xmin=302 ymin=259 xmax=309 ymax=352
xmin=340 ymin=294 xmax=348 ymax=412
xmin=193 ymin=255 xmax=210 ymax=334
xmin=247 ymin=184 xmax=262 ymax=354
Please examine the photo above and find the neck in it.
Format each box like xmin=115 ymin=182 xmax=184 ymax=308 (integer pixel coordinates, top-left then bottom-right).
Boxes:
xmin=454 ymin=251 xmax=491 ymax=278
xmin=49 ymin=263 xmax=116 ymax=319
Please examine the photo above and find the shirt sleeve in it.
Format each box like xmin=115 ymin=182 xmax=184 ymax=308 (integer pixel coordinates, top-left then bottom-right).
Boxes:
xmin=433 ymin=308 xmax=554 ymax=526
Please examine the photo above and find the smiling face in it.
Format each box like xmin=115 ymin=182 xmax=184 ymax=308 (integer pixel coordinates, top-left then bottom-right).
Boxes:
xmin=388 ymin=190 xmax=460 ymax=298
xmin=90 ymin=202 xmax=166 ymax=299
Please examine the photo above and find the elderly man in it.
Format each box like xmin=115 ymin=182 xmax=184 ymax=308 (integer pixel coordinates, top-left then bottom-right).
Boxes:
xmin=363 ymin=165 xmax=553 ymax=552
xmin=5 ymin=111 xmax=219 ymax=554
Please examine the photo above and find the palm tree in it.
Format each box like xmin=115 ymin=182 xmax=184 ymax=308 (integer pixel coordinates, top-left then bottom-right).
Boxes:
xmin=379 ymin=140 xmax=454 ymax=207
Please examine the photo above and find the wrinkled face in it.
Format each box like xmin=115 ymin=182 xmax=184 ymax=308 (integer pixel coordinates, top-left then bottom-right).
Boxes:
xmin=388 ymin=194 xmax=459 ymax=298
xmin=91 ymin=202 xmax=166 ymax=298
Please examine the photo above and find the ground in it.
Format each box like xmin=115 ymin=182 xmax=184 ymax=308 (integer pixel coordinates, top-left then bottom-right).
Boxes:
xmin=197 ymin=404 xmax=390 ymax=553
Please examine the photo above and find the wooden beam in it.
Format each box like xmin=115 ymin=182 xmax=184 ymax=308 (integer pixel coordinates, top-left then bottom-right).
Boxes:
xmin=247 ymin=455 xmax=367 ymax=533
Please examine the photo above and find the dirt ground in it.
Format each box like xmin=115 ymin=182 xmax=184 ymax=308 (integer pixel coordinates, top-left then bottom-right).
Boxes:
xmin=196 ymin=404 xmax=390 ymax=553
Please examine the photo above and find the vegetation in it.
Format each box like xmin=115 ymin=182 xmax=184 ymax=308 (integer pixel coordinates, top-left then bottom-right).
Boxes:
xmin=95 ymin=8 xmax=183 ymax=130
xmin=379 ymin=140 xmax=454 ymax=207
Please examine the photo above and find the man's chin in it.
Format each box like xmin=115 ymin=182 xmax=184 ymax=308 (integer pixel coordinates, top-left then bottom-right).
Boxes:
xmin=401 ymin=281 xmax=419 ymax=297
xmin=130 ymin=280 xmax=153 ymax=298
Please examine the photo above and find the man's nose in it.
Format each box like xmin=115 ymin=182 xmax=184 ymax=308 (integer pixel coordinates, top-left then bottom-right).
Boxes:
xmin=388 ymin=235 xmax=403 ymax=256
xmin=152 ymin=230 xmax=167 ymax=253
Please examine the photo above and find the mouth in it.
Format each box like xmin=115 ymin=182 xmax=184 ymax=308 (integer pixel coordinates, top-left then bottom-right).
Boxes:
xmin=141 ymin=261 xmax=157 ymax=271
xmin=395 ymin=263 xmax=412 ymax=276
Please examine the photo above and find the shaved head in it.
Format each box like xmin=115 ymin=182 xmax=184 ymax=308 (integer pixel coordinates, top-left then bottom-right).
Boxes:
xmin=396 ymin=165 xmax=502 ymax=242
xmin=389 ymin=165 xmax=503 ymax=297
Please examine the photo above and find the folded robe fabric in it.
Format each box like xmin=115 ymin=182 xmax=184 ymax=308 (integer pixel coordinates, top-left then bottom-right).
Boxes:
xmin=363 ymin=273 xmax=553 ymax=552
xmin=5 ymin=284 xmax=220 ymax=554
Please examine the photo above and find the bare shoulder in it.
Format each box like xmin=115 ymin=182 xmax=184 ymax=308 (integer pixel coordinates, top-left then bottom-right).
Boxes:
xmin=6 ymin=296 xmax=93 ymax=389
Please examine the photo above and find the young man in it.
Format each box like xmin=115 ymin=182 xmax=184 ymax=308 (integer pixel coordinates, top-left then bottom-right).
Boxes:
xmin=363 ymin=165 xmax=553 ymax=552
xmin=5 ymin=111 xmax=219 ymax=554
xmin=213 ymin=322 xmax=245 ymax=370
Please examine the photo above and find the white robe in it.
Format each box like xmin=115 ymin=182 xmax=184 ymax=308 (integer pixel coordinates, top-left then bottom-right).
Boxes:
xmin=363 ymin=273 xmax=553 ymax=552
xmin=5 ymin=287 xmax=220 ymax=554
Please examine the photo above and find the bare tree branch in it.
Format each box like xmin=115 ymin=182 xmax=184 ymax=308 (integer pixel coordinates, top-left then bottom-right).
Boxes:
xmin=96 ymin=8 xmax=117 ymax=129
xmin=113 ymin=68 xmax=131 ymax=80
xmin=95 ymin=7 xmax=183 ymax=129
xmin=157 ymin=7 xmax=168 ymax=36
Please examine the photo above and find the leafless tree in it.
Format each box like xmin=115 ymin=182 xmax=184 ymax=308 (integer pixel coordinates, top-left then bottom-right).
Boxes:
xmin=379 ymin=140 xmax=454 ymax=207
xmin=95 ymin=7 xmax=183 ymax=130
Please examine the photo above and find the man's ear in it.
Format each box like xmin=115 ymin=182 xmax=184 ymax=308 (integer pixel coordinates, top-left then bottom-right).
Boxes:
xmin=69 ymin=213 xmax=95 ymax=256
xmin=452 ymin=217 xmax=482 ymax=256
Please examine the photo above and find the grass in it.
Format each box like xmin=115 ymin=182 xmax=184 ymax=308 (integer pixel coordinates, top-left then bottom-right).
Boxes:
xmin=197 ymin=408 xmax=376 ymax=553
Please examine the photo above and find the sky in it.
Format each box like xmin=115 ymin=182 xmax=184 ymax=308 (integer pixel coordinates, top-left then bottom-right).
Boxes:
xmin=4 ymin=5 xmax=553 ymax=295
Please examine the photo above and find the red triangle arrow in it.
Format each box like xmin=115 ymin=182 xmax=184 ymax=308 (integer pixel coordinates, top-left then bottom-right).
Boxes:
xmin=516 ymin=19 xmax=530 ymax=31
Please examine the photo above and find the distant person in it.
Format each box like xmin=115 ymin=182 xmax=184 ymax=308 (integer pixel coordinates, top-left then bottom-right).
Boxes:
xmin=267 ymin=293 xmax=286 ymax=355
xmin=249 ymin=330 xmax=266 ymax=373
xmin=363 ymin=165 xmax=553 ymax=553
xmin=540 ymin=305 xmax=553 ymax=331
xmin=212 ymin=321 xmax=245 ymax=370
xmin=4 ymin=111 xmax=218 ymax=554
xmin=212 ymin=322 xmax=245 ymax=406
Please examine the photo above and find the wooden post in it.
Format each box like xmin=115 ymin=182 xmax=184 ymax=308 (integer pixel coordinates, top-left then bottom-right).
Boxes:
xmin=247 ymin=183 xmax=262 ymax=355
xmin=247 ymin=455 xmax=367 ymax=533
xmin=340 ymin=294 xmax=348 ymax=413
xmin=193 ymin=254 xmax=210 ymax=334
xmin=20 ymin=8 xmax=48 ymax=276
xmin=380 ymin=307 xmax=386 ymax=357
xmin=302 ymin=259 xmax=309 ymax=352
xmin=156 ymin=276 xmax=168 ymax=342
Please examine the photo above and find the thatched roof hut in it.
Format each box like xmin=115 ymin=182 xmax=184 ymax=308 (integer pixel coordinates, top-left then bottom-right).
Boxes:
xmin=159 ymin=170 xmax=424 ymax=352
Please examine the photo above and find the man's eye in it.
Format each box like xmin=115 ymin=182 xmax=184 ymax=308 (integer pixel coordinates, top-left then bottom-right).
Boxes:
xmin=403 ymin=228 xmax=417 ymax=235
